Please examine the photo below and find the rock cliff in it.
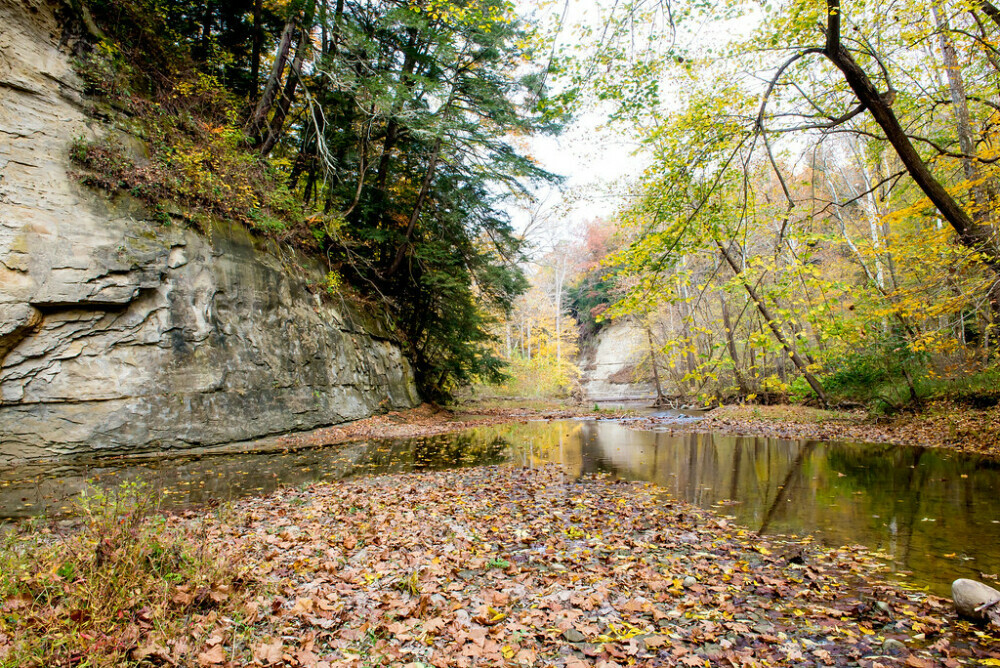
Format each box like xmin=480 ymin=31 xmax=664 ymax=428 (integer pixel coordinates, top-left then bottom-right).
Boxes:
xmin=578 ymin=318 xmax=656 ymax=402
xmin=0 ymin=0 xmax=419 ymax=463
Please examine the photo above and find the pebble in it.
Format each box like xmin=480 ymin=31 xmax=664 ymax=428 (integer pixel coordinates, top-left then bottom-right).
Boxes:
xmin=882 ymin=638 xmax=906 ymax=655
xmin=683 ymin=576 xmax=698 ymax=588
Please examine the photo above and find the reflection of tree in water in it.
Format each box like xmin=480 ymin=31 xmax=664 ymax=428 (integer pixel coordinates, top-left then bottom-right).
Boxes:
xmin=757 ymin=442 xmax=816 ymax=535
xmin=822 ymin=443 xmax=1000 ymax=583
xmin=579 ymin=422 xmax=607 ymax=477
xmin=573 ymin=425 xmax=1000 ymax=592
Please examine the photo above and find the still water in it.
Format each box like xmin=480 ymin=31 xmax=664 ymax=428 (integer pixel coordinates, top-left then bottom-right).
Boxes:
xmin=2 ymin=419 xmax=998 ymax=596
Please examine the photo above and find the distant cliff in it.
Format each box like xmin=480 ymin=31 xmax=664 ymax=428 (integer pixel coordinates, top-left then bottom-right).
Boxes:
xmin=577 ymin=318 xmax=656 ymax=403
xmin=0 ymin=0 xmax=418 ymax=463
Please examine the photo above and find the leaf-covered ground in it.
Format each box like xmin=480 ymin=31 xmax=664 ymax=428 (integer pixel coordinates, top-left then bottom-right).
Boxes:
xmin=128 ymin=464 xmax=999 ymax=667
xmin=641 ymin=403 xmax=1000 ymax=457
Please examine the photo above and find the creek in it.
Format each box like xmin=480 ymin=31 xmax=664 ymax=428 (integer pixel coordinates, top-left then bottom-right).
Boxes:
xmin=2 ymin=417 xmax=998 ymax=597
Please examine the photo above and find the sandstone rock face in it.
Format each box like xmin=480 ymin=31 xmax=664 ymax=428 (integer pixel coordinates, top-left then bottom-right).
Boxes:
xmin=578 ymin=319 xmax=656 ymax=402
xmin=0 ymin=0 xmax=419 ymax=463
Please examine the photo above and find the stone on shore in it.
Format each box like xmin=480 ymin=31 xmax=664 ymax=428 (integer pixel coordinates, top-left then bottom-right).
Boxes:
xmin=952 ymin=578 xmax=1000 ymax=623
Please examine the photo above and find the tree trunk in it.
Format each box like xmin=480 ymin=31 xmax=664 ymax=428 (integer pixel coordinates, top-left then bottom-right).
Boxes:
xmin=720 ymin=292 xmax=752 ymax=395
xmin=196 ymin=3 xmax=213 ymax=63
xmin=644 ymin=319 xmax=668 ymax=406
xmin=374 ymin=28 xmax=420 ymax=202
xmin=714 ymin=238 xmax=830 ymax=406
xmin=247 ymin=16 xmax=296 ymax=142
xmin=260 ymin=27 xmax=308 ymax=156
xmin=554 ymin=260 xmax=564 ymax=364
xmin=824 ymin=0 xmax=1000 ymax=274
xmin=250 ymin=0 xmax=263 ymax=102
xmin=977 ymin=0 xmax=1000 ymax=29
xmin=678 ymin=259 xmax=699 ymax=388
xmin=933 ymin=5 xmax=991 ymax=222
xmin=388 ymin=137 xmax=444 ymax=276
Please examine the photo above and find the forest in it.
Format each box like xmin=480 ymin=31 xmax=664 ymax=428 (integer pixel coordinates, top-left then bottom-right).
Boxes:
xmin=64 ymin=0 xmax=1000 ymax=411
xmin=4 ymin=1 xmax=1000 ymax=665
xmin=482 ymin=0 xmax=1000 ymax=414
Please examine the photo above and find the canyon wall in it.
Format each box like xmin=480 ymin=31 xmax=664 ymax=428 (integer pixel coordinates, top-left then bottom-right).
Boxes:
xmin=0 ymin=0 xmax=419 ymax=463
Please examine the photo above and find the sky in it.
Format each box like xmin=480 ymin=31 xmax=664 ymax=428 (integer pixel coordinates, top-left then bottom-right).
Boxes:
xmin=506 ymin=0 xmax=761 ymax=255
xmin=506 ymin=0 xmax=652 ymax=253
xmin=514 ymin=111 xmax=646 ymax=249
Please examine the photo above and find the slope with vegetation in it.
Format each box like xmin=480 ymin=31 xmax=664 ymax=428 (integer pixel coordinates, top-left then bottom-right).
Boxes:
xmin=68 ymin=0 xmax=564 ymax=401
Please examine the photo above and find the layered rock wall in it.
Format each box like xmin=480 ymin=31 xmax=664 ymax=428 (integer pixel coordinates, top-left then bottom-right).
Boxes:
xmin=0 ymin=0 xmax=419 ymax=463
xmin=578 ymin=318 xmax=656 ymax=402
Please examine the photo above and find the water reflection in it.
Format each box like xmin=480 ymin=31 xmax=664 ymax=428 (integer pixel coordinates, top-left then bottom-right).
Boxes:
xmin=507 ymin=420 xmax=1000 ymax=596
xmin=1 ymin=419 xmax=998 ymax=596
xmin=0 ymin=433 xmax=507 ymax=519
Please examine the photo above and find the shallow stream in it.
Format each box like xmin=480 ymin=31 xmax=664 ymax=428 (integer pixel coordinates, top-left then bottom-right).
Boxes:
xmin=2 ymin=418 xmax=998 ymax=597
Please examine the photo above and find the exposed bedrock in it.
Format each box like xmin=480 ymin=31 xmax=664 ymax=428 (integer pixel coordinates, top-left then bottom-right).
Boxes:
xmin=0 ymin=0 xmax=418 ymax=463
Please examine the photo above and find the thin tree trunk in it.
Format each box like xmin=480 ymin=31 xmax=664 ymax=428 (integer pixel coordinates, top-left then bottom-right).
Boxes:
xmin=374 ymin=28 xmax=420 ymax=201
xmin=196 ymin=3 xmax=213 ymax=62
xmin=678 ymin=259 xmax=698 ymax=389
xmin=933 ymin=5 xmax=990 ymax=221
xmin=644 ymin=319 xmax=668 ymax=406
xmin=260 ymin=27 xmax=309 ymax=156
xmin=714 ymin=237 xmax=830 ymax=406
xmin=247 ymin=16 xmax=296 ymax=142
xmin=387 ymin=137 xmax=443 ymax=276
xmin=250 ymin=0 xmax=263 ymax=102
xmin=720 ymin=291 xmax=752 ymax=395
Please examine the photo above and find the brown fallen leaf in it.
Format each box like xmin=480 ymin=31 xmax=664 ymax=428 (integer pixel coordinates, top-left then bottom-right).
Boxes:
xmin=905 ymin=658 xmax=937 ymax=668
xmin=253 ymin=638 xmax=283 ymax=665
xmin=291 ymin=597 xmax=314 ymax=616
xmin=133 ymin=642 xmax=174 ymax=665
xmin=196 ymin=644 xmax=225 ymax=666
xmin=172 ymin=588 xmax=194 ymax=606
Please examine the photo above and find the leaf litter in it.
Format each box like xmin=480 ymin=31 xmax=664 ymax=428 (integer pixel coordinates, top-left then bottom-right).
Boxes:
xmin=166 ymin=463 xmax=1000 ymax=667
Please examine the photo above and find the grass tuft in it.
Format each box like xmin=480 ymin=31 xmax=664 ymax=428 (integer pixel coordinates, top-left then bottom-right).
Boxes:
xmin=0 ymin=482 xmax=253 ymax=667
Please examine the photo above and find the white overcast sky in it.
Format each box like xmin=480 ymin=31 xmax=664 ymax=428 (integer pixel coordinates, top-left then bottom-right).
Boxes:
xmin=506 ymin=0 xmax=758 ymax=253
xmin=506 ymin=0 xmax=652 ymax=252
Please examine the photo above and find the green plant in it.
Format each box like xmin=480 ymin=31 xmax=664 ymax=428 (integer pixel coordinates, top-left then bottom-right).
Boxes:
xmin=487 ymin=557 xmax=511 ymax=570
xmin=324 ymin=270 xmax=343 ymax=296
xmin=393 ymin=570 xmax=421 ymax=596
xmin=0 ymin=482 xmax=252 ymax=667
